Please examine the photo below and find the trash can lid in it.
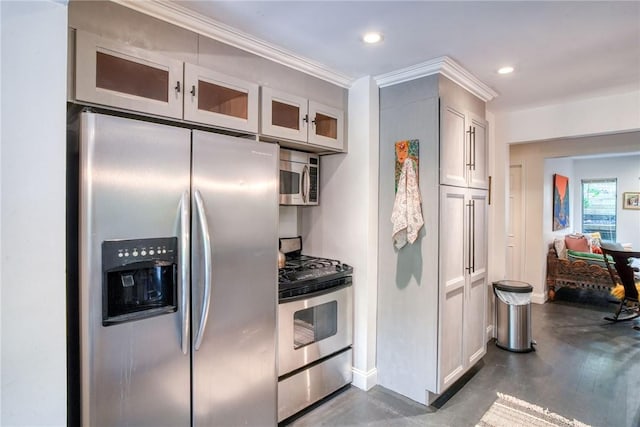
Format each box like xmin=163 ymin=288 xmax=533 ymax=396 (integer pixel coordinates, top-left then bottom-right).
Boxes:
xmin=492 ymin=280 xmax=533 ymax=293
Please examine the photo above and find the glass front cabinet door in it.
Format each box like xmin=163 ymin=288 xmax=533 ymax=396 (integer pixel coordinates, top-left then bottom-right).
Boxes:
xmin=75 ymin=30 xmax=184 ymax=119
xmin=261 ymin=87 xmax=344 ymax=152
xmin=307 ymin=100 xmax=344 ymax=151
xmin=183 ymin=64 xmax=259 ymax=133
xmin=261 ymin=87 xmax=308 ymax=143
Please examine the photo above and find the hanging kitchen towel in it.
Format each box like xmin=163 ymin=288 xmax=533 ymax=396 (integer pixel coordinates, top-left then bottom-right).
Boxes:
xmin=391 ymin=158 xmax=424 ymax=249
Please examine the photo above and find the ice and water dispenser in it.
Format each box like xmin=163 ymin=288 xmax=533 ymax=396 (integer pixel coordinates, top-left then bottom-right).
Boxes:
xmin=102 ymin=237 xmax=178 ymax=326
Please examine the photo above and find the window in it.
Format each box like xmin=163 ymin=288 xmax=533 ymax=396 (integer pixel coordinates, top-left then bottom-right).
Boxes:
xmin=582 ymin=179 xmax=617 ymax=241
xmin=293 ymin=301 xmax=337 ymax=349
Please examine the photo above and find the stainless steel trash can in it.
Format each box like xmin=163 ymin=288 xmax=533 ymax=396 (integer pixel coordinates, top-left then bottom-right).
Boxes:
xmin=493 ymin=280 xmax=534 ymax=352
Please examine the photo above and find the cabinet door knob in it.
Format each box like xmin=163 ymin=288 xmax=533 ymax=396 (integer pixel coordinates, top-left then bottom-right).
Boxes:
xmin=175 ymin=81 xmax=181 ymax=93
xmin=190 ymin=85 xmax=196 ymax=96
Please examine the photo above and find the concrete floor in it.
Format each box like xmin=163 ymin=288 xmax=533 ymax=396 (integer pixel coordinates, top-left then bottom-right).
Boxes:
xmin=284 ymin=290 xmax=640 ymax=427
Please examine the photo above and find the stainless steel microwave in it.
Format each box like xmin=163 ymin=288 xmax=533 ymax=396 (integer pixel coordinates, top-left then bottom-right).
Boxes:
xmin=279 ymin=148 xmax=319 ymax=205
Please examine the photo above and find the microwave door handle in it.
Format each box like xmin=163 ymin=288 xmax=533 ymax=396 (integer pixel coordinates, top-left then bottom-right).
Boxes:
xmin=179 ymin=191 xmax=190 ymax=355
xmin=193 ymin=190 xmax=212 ymax=351
xmin=302 ymin=165 xmax=309 ymax=203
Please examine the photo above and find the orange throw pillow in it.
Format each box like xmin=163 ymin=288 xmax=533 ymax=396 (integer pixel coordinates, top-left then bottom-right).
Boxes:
xmin=592 ymin=246 xmax=603 ymax=254
xmin=565 ymin=235 xmax=590 ymax=252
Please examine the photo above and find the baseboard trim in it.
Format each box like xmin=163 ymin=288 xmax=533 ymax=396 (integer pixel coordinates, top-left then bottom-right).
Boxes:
xmin=532 ymin=292 xmax=547 ymax=304
xmin=486 ymin=323 xmax=494 ymax=340
xmin=351 ymin=367 xmax=377 ymax=391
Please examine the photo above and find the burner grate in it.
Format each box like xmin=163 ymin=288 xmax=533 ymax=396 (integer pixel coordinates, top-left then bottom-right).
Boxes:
xmin=278 ymin=255 xmax=352 ymax=301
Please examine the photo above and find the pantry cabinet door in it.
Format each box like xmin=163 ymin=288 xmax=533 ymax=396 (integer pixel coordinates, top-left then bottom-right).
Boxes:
xmin=75 ymin=30 xmax=183 ymax=119
xmin=184 ymin=64 xmax=258 ymax=133
xmin=438 ymin=186 xmax=468 ymax=392
xmin=464 ymin=189 xmax=488 ymax=367
xmin=440 ymin=102 xmax=468 ymax=188
xmin=468 ymin=113 xmax=488 ymax=189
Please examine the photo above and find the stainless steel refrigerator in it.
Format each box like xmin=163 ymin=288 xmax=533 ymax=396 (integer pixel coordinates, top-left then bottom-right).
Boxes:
xmin=75 ymin=111 xmax=278 ymax=426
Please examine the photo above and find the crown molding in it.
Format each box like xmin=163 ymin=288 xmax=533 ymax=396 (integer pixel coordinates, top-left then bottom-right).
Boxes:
xmin=111 ymin=1 xmax=497 ymax=98
xmin=111 ymin=0 xmax=354 ymax=88
xmin=375 ymin=56 xmax=498 ymax=102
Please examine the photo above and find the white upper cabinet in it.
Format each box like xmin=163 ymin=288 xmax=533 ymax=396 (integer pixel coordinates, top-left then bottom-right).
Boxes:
xmin=73 ymin=31 xmax=346 ymax=146
xmin=440 ymin=103 xmax=468 ymax=188
xmin=307 ymin=101 xmax=344 ymax=151
xmin=467 ymin=113 xmax=488 ymax=190
xmin=75 ymin=30 xmax=184 ymax=119
xmin=261 ymin=88 xmax=308 ymax=142
xmin=183 ymin=64 xmax=258 ymax=133
xmin=261 ymin=87 xmax=344 ymax=152
xmin=440 ymin=102 xmax=488 ymax=189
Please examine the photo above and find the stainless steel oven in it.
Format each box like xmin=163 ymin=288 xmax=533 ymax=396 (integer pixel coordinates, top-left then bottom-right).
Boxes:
xmin=278 ymin=283 xmax=352 ymax=376
xmin=277 ymin=237 xmax=353 ymax=422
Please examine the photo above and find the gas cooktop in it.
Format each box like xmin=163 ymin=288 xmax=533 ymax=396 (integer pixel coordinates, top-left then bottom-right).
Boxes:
xmin=279 ymin=255 xmax=352 ymax=284
xmin=278 ymin=238 xmax=353 ymax=301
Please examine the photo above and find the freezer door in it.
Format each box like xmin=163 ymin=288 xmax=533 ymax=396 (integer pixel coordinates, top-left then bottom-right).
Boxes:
xmin=78 ymin=112 xmax=191 ymax=427
xmin=191 ymin=131 xmax=279 ymax=426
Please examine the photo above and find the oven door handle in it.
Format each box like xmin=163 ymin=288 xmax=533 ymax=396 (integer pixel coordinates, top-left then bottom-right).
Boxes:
xmin=279 ymin=280 xmax=352 ymax=303
xmin=194 ymin=189 xmax=212 ymax=351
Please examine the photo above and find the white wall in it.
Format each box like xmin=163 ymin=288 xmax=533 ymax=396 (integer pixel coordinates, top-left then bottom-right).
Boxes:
xmin=490 ymin=90 xmax=640 ymax=304
xmin=497 ymin=90 xmax=640 ymax=143
xmin=508 ymin=132 xmax=640 ymax=302
xmin=278 ymin=206 xmax=300 ymax=238
xmin=1 ymin=1 xmax=68 ymax=425
xmin=302 ymin=76 xmax=379 ymax=390
xmin=572 ymin=154 xmax=640 ymax=249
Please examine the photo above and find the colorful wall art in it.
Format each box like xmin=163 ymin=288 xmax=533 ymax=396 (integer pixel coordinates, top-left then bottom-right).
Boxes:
xmin=394 ymin=139 xmax=419 ymax=193
xmin=553 ymin=173 xmax=570 ymax=231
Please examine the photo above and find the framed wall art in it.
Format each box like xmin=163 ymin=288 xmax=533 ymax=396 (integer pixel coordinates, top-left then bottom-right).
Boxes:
xmin=623 ymin=192 xmax=640 ymax=210
xmin=553 ymin=173 xmax=570 ymax=230
xmin=394 ymin=139 xmax=419 ymax=193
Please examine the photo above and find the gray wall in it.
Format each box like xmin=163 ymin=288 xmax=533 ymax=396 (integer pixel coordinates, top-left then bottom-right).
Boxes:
xmin=377 ymin=76 xmax=440 ymax=402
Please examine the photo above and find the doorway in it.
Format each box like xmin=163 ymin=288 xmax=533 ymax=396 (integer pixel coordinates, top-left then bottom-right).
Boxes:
xmin=507 ymin=164 xmax=524 ymax=280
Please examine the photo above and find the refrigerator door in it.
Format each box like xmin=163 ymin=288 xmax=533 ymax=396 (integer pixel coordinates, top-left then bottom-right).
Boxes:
xmin=191 ymin=131 xmax=278 ymax=426
xmin=79 ymin=113 xmax=191 ymax=427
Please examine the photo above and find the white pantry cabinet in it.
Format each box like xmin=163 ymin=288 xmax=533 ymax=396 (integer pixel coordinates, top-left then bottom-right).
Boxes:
xmin=377 ymin=74 xmax=490 ymax=406
xmin=440 ymin=102 xmax=488 ymax=189
xmin=261 ymin=87 xmax=344 ymax=151
xmin=438 ymin=186 xmax=487 ymax=391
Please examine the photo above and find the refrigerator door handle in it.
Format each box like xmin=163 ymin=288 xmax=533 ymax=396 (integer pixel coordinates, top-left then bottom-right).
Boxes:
xmin=179 ymin=191 xmax=190 ymax=355
xmin=194 ymin=189 xmax=212 ymax=351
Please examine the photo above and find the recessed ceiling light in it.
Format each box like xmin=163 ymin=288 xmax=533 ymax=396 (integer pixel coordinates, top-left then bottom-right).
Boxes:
xmin=498 ymin=66 xmax=514 ymax=75
xmin=363 ymin=32 xmax=383 ymax=44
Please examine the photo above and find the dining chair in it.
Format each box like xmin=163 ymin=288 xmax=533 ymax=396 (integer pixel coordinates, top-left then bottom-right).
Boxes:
xmin=600 ymin=245 xmax=640 ymax=322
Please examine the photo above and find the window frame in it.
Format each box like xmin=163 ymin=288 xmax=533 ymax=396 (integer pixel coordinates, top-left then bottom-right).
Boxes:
xmin=581 ymin=178 xmax=617 ymax=241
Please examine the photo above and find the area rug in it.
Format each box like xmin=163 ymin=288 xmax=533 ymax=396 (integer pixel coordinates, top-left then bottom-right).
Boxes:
xmin=476 ymin=393 xmax=591 ymax=427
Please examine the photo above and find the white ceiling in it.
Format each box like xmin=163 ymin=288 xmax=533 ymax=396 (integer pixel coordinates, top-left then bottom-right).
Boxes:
xmin=169 ymin=1 xmax=639 ymax=113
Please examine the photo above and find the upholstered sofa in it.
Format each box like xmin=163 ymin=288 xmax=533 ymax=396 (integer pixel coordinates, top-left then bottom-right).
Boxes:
xmin=546 ymin=235 xmax=619 ymax=300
